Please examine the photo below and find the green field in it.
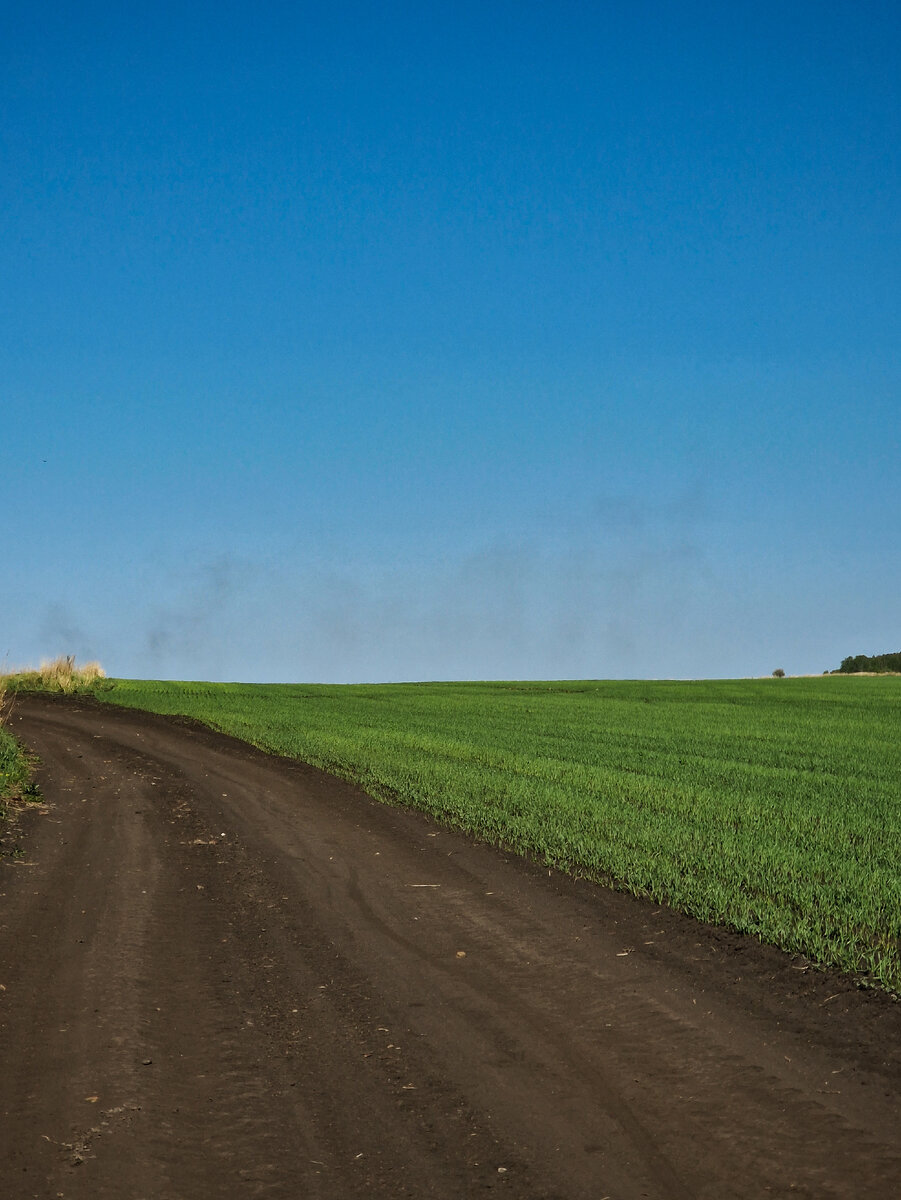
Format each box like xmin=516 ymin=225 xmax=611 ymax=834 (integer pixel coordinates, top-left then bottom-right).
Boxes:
xmin=98 ymin=677 xmax=901 ymax=990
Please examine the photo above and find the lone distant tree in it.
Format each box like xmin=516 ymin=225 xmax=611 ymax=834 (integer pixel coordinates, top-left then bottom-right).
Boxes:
xmin=772 ymin=668 xmax=785 ymax=678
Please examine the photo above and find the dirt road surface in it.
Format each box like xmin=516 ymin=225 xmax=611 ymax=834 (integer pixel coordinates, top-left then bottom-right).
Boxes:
xmin=2 ymin=694 xmax=900 ymax=1199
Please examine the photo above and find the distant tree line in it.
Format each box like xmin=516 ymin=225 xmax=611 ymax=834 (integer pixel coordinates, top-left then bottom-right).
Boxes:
xmin=835 ymin=652 xmax=901 ymax=674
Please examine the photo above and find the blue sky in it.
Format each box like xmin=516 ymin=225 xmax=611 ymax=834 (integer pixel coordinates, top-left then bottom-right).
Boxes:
xmin=4 ymin=0 xmax=899 ymax=681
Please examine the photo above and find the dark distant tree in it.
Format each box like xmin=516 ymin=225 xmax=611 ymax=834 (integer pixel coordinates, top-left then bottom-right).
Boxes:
xmin=837 ymin=652 xmax=901 ymax=674
xmin=772 ymin=668 xmax=785 ymax=678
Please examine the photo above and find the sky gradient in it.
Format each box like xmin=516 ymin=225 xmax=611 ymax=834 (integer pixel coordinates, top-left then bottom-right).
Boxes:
xmin=4 ymin=1 xmax=900 ymax=681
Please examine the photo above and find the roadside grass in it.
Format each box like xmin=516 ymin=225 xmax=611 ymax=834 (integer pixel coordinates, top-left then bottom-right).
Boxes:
xmin=98 ymin=676 xmax=901 ymax=991
xmin=1 ymin=655 xmax=107 ymax=695
xmin=0 ymin=679 xmax=40 ymax=853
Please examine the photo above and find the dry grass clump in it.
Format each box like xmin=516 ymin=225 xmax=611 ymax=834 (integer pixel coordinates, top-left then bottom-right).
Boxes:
xmin=1 ymin=656 xmax=107 ymax=695
xmin=42 ymin=655 xmax=106 ymax=689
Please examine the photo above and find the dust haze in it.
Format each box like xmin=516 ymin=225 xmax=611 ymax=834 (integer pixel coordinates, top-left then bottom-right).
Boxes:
xmin=118 ymin=486 xmax=729 ymax=681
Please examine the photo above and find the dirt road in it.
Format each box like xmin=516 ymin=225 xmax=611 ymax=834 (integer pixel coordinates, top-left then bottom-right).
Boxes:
xmin=2 ymin=694 xmax=900 ymax=1198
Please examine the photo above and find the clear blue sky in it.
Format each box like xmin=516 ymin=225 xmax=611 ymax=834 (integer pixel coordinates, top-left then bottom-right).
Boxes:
xmin=4 ymin=1 xmax=899 ymax=681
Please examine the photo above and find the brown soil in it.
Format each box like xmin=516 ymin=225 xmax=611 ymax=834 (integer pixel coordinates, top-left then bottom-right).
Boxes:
xmin=2 ymin=693 xmax=900 ymax=1199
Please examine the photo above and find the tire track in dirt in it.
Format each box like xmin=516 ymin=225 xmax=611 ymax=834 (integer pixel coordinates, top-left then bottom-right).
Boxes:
xmin=2 ymin=694 xmax=900 ymax=1199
